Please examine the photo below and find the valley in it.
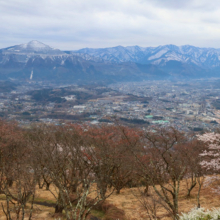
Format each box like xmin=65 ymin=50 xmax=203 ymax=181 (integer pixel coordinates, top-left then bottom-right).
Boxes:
xmin=0 ymin=78 xmax=219 ymax=132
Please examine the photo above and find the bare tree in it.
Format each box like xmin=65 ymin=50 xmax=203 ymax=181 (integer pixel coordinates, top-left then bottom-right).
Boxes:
xmin=122 ymin=127 xmax=187 ymax=220
xmin=176 ymin=139 xmax=205 ymax=198
xmin=85 ymin=125 xmax=136 ymax=195
xmin=134 ymin=187 xmax=162 ymax=220
xmin=0 ymin=120 xmax=37 ymax=220
xmin=28 ymin=123 xmax=115 ymax=220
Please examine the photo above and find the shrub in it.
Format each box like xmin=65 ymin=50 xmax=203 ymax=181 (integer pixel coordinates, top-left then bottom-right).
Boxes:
xmin=93 ymin=201 xmax=125 ymax=220
xmin=179 ymin=207 xmax=220 ymax=220
xmin=104 ymin=205 xmax=125 ymax=220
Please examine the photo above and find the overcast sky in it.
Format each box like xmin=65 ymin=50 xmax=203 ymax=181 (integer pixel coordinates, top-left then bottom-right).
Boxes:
xmin=1 ymin=0 xmax=220 ymax=50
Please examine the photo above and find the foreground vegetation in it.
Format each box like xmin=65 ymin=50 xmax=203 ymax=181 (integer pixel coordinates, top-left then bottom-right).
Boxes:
xmin=0 ymin=119 xmax=219 ymax=219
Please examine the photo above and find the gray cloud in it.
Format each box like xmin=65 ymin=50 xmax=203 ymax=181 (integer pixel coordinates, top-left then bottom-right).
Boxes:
xmin=145 ymin=0 xmax=192 ymax=9
xmin=1 ymin=0 xmax=220 ymax=49
xmin=148 ymin=0 xmax=220 ymax=11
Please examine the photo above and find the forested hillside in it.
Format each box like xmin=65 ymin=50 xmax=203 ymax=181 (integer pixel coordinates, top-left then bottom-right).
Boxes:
xmin=0 ymin=120 xmax=219 ymax=219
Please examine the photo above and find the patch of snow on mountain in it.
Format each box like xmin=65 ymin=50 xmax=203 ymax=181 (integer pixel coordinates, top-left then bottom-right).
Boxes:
xmin=191 ymin=60 xmax=199 ymax=65
xmin=30 ymin=70 xmax=33 ymax=80
xmin=165 ymin=56 xmax=182 ymax=62
xmin=200 ymin=57 xmax=207 ymax=62
xmin=148 ymin=49 xmax=169 ymax=60
xmin=151 ymin=59 xmax=163 ymax=65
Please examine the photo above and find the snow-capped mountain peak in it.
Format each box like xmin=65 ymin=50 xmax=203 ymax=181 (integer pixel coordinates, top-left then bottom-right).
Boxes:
xmin=23 ymin=40 xmax=50 ymax=50
xmin=2 ymin=40 xmax=64 ymax=55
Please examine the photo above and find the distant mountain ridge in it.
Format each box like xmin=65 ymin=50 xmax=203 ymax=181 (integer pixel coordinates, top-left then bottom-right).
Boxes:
xmin=0 ymin=40 xmax=220 ymax=83
xmin=73 ymin=44 xmax=220 ymax=68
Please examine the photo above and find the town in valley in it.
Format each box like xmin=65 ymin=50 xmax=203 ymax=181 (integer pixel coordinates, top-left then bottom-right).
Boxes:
xmin=1 ymin=78 xmax=220 ymax=132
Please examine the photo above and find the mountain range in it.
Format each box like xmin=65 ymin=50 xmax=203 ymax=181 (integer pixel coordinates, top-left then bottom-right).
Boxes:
xmin=0 ymin=40 xmax=220 ymax=83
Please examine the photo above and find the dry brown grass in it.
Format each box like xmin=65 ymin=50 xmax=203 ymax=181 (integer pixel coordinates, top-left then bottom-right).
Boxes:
xmin=105 ymin=178 xmax=220 ymax=220
xmin=0 ymin=185 xmax=57 ymax=220
xmin=0 ymin=178 xmax=220 ymax=220
xmin=0 ymin=184 xmax=121 ymax=220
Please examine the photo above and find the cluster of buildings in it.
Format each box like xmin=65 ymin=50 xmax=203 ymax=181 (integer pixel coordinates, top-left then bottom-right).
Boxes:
xmin=0 ymin=79 xmax=220 ymax=132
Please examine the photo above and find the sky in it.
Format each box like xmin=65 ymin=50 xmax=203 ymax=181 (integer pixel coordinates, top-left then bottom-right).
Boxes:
xmin=1 ymin=0 xmax=220 ymax=50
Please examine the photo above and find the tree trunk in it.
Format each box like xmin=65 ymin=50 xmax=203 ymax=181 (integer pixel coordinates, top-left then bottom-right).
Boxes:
xmin=116 ymin=188 xmax=120 ymax=194
xmin=55 ymin=204 xmax=64 ymax=214
xmin=186 ymin=181 xmax=196 ymax=198
xmin=70 ymin=182 xmax=78 ymax=193
xmin=55 ymin=193 xmax=64 ymax=214
xmin=45 ymin=182 xmax=50 ymax=190
xmin=7 ymin=178 xmax=13 ymax=187
xmin=197 ymin=183 xmax=202 ymax=209
xmin=97 ymin=181 xmax=107 ymax=199
xmin=37 ymin=179 xmax=44 ymax=189
xmin=144 ymin=184 xmax=149 ymax=196
xmin=196 ymin=176 xmax=204 ymax=209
